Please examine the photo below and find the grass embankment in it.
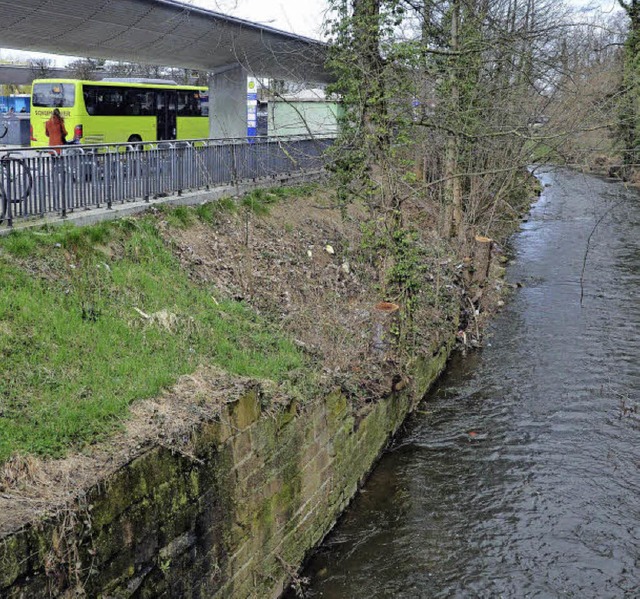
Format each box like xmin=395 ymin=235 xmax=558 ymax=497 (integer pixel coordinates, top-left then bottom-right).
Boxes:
xmin=0 ymin=187 xmax=315 ymax=464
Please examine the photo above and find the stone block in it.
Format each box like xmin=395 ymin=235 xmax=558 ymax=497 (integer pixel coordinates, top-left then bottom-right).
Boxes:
xmin=228 ymin=389 xmax=261 ymax=431
xmin=231 ymin=430 xmax=253 ymax=465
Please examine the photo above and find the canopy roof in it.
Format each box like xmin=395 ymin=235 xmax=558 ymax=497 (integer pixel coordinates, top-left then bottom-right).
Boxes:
xmin=0 ymin=0 xmax=331 ymax=83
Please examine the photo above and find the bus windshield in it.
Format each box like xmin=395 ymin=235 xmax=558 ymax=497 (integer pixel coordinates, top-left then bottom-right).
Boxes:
xmin=32 ymin=83 xmax=75 ymax=108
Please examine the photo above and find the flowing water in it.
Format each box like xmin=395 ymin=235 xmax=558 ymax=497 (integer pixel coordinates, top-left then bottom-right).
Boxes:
xmin=296 ymin=169 xmax=640 ymax=598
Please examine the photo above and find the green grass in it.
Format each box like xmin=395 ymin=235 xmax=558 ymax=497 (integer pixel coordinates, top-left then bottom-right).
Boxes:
xmin=240 ymin=183 xmax=319 ymax=216
xmin=157 ymin=182 xmax=319 ymax=225
xmin=194 ymin=196 xmax=237 ymax=224
xmin=0 ymin=211 xmax=311 ymax=463
xmin=527 ymin=141 xmax=560 ymax=164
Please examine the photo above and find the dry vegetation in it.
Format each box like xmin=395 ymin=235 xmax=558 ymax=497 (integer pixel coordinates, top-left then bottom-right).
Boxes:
xmin=165 ymin=186 xmax=464 ymax=400
xmin=0 ymin=179 xmax=523 ymax=534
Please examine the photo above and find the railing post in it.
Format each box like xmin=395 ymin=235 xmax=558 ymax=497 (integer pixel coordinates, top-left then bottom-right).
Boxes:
xmin=92 ymin=152 xmax=100 ymax=209
xmin=6 ymin=175 xmax=12 ymax=225
xmin=60 ymin=156 xmax=68 ymax=218
xmin=6 ymin=158 xmax=13 ymax=227
xmin=177 ymin=144 xmax=183 ymax=196
xmin=4 ymin=162 xmax=13 ymax=227
xmin=105 ymin=152 xmax=112 ymax=210
xmin=143 ymin=152 xmax=150 ymax=202
xmin=231 ymin=142 xmax=238 ymax=185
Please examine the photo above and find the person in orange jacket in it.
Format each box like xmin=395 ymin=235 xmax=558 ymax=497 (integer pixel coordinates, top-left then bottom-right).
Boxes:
xmin=45 ymin=108 xmax=68 ymax=153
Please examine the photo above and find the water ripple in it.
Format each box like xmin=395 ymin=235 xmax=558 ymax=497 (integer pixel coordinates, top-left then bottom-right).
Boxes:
xmin=296 ymin=169 xmax=640 ymax=599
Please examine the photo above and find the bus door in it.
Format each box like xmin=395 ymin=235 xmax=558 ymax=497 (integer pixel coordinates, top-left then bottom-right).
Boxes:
xmin=156 ymin=90 xmax=177 ymax=141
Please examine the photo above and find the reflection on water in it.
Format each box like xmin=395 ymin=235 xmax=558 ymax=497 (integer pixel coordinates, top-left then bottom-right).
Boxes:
xmin=295 ymin=169 xmax=640 ymax=598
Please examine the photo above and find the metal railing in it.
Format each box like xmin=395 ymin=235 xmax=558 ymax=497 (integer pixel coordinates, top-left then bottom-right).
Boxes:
xmin=0 ymin=135 xmax=334 ymax=227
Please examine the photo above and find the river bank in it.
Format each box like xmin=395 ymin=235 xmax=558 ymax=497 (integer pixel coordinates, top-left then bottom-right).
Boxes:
xmin=0 ymin=175 xmax=534 ymax=596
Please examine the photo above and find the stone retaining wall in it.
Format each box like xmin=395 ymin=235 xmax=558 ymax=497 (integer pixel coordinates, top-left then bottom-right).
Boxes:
xmin=0 ymin=345 xmax=451 ymax=598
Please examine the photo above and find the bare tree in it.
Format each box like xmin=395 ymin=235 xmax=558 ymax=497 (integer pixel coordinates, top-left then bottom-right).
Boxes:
xmin=28 ymin=58 xmax=54 ymax=79
xmin=545 ymin=13 xmax=625 ymax=169
xmin=327 ymin=0 xmax=579 ymax=244
xmin=67 ymin=58 xmax=104 ymax=80
xmin=616 ymin=1 xmax=640 ymax=166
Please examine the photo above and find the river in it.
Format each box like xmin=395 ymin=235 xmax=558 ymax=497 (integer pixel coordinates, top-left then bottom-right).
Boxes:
xmin=293 ymin=169 xmax=640 ymax=598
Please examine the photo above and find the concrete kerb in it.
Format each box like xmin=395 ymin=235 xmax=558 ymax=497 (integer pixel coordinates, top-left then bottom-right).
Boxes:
xmin=0 ymin=170 xmax=327 ymax=236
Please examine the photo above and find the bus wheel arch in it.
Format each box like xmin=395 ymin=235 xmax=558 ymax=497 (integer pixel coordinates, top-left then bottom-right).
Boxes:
xmin=128 ymin=134 xmax=142 ymax=143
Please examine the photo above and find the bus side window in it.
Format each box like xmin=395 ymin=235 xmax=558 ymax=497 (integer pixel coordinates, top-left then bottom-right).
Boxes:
xmin=115 ymin=90 xmax=125 ymax=116
xmin=140 ymin=92 xmax=154 ymax=116
xmin=99 ymin=100 xmax=106 ymax=115
xmin=98 ymin=88 xmax=124 ymax=116
xmin=177 ymin=91 xmax=203 ymax=116
xmin=192 ymin=93 xmax=203 ymax=117
xmin=124 ymin=89 xmax=143 ymax=116
xmin=177 ymin=91 xmax=189 ymax=116
xmin=84 ymin=89 xmax=96 ymax=115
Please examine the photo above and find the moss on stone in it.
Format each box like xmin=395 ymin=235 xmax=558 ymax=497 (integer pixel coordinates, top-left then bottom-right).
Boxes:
xmin=0 ymin=335 xmax=456 ymax=598
xmin=326 ymin=390 xmax=348 ymax=422
xmin=0 ymin=536 xmax=25 ymax=588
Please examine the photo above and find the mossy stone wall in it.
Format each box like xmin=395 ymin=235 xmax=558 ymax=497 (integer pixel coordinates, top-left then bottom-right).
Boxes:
xmin=0 ymin=343 xmax=451 ymax=598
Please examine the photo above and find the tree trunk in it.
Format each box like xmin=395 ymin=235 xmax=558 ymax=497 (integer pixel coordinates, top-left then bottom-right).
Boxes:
xmin=445 ymin=0 xmax=464 ymax=239
xmin=353 ymin=0 xmax=386 ymax=157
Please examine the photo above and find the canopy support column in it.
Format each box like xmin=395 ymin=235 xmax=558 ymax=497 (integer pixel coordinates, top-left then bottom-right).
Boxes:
xmin=209 ymin=64 xmax=247 ymax=139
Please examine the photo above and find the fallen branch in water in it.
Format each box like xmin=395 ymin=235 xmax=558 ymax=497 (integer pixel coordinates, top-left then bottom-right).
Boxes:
xmin=580 ymin=198 xmax=625 ymax=307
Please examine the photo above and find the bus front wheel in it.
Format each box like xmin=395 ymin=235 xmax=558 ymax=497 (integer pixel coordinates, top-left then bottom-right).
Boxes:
xmin=128 ymin=134 xmax=142 ymax=144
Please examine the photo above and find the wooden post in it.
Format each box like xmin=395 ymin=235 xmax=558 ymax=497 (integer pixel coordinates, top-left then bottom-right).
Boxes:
xmin=473 ymin=235 xmax=493 ymax=285
xmin=371 ymin=301 xmax=400 ymax=357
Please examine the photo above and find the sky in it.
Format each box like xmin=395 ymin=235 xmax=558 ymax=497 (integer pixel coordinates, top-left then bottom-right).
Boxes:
xmin=192 ymin=0 xmax=330 ymax=39
xmin=0 ymin=0 xmax=625 ymax=66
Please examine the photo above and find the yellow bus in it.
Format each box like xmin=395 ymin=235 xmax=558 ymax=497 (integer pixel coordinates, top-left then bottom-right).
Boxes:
xmin=30 ymin=78 xmax=209 ymax=147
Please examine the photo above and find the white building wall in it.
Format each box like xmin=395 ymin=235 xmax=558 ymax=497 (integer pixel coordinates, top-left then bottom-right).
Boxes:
xmin=268 ymin=101 xmax=339 ymax=137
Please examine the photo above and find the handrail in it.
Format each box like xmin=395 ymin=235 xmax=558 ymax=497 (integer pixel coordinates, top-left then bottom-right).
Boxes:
xmin=41 ymin=133 xmax=337 ymax=154
xmin=1 ymin=135 xmax=334 ymax=228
